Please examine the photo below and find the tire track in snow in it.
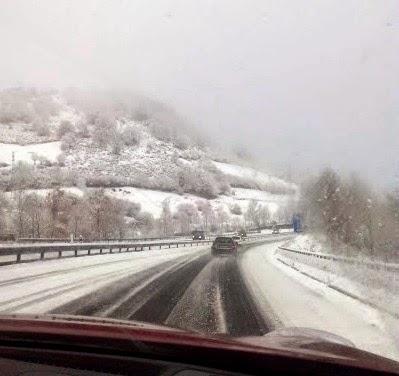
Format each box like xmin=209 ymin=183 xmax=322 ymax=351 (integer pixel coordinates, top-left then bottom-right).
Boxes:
xmin=0 ymin=264 xmax=139 ymax=312
xmin=51 ymin=251 xmax=209 ymax=322
xmin=165 ymin=257 xmax=226 ymax=334
xmin=50 ymin=258 xmax=184 ymax=316
xmin=129 ymin=253 xmax=211 ymax=323
xmin=166 ymin=255 xmax=270 ymax=336
xmin=0 ymin=252 xmax=161 ymax=288
xmin=24 ymin=240 xmax=280 ymax=337
xmin=2 ymin=252 xmax=202 ymax=313
xmin=217 ymin=255 xmax=269 ymax=336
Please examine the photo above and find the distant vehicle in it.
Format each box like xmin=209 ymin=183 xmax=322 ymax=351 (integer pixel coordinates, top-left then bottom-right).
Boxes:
xmin=211 ymin=236 xmax=238 ymax=256
xmin=232 ymin=235 xmax=241 ymax=244
xmin=238 ymin=229 xmax=247 ymax=239
xmin=271 ymin=224 xmax=280 ymax=234
xmin=292 ymin=214 xmax=302 ymax=233
xmin=192 ymin=230 xmax=205 ymax=240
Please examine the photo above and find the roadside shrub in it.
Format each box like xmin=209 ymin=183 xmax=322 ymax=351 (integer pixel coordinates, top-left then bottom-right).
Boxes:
xmin=32 ymin=118 xmax=51 ymax=137
xmin=61 ymin=132 xmax=76 ymax=151
xmin=57 ymin=153 xmax=66 ymax=167
xmin=230 ymin=203 xmax=242 ymax=215
xmin=57 ymin=120 xmax=74 ymax=138
xmin=76 ymin=120 xmax=90 ymax=138
xmin=122 ymin=126 xmax=141 ymax=146
xmin=92 ymin=113 xmax=116 ymax=148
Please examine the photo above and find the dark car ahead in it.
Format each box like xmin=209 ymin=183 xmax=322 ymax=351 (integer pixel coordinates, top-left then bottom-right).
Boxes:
xmin=211 ymin=236 xmax=238 ymax=256
xmin=192 ymin=230 xmax=205 ymax=240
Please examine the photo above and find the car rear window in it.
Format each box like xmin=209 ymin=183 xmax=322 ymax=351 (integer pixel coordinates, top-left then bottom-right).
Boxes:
xmin=215 ymin=237 xmax=233 ymax=243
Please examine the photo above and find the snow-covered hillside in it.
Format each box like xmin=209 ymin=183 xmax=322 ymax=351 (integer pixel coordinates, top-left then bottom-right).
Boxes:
xmin=213 ymin=161 xmax=296 ymax=192
xmin=4 ymin=185 xmax=293 ymax=222
xmin=0 ymin=88 xmax=297 ymax=222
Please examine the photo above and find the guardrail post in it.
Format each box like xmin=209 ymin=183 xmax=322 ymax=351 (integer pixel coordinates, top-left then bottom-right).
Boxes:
xmin=141 ymin=246 xmax=143 ymax=251
xmin=177 ymin=243 xmax=179 ymax=248
xmin=149 ymin=245 xmax=151 ymax=250
xmin=74 ymin=249 xmax=78 ymax=257
xmin=119 ymin=247 xmax=122 ymax=253
xmin=16 ymin=253 xmax=21 ymax=263
xmin=100 ymin=248 xmax=103 ymax=254
xmin=88 ymin=249 xmax=91 ymax=255
xmin=40 ymin=251 xmax=44 ymax=260
xmin=159 ymin=245 xmax=162 ymax=250
xmin=110 ymin=247 xmax=113 ymax=254
xmin=58 ymin=250 xmax=62 ymax=258
xmin=169 ymin=244 xmax=171 ymax=249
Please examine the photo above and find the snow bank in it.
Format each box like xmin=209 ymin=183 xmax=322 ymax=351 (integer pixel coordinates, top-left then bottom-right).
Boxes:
xmin=276 ymin=235 xmax=399 ymax=331
xmin=241 ymin=241 xmax=399 ymax=361
xmin=283 ymin=234 xmax=324 ymax=254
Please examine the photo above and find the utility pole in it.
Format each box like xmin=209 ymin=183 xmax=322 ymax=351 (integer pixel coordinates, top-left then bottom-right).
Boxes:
xmin=11 ymin=151 xmax=15 ymax=172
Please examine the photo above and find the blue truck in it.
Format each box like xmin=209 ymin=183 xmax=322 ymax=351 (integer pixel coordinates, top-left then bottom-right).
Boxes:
xmin=292 ymin=214 xmax=302 ymax=233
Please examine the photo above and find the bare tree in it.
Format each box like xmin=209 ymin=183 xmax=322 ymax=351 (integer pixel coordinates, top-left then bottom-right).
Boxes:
xmin=230 ymin=203 xmax=242 ymax=215
xmin=159 ymin=199 xmax=173 ymax=235
xmin=245 ymin=200 xmax=260 ymax=229
xmin=175 ymin=203 xmax=198 ymax=234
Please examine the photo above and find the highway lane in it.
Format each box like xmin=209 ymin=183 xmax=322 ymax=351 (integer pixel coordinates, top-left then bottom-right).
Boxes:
xmin=0 ymin=235 xmax=294 ymax=337
xmin=0 ymin=245 xmax=210 ymax=314
xmin=51 ymin=236 xmax=293 ymax=336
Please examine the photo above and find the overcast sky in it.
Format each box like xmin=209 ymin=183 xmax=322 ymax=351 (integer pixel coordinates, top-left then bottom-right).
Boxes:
xmin=0 ymin=0 xmax=398 ymax=187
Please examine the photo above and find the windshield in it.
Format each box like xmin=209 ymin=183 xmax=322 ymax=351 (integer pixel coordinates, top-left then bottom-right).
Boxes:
xmin=0 ymin=0 xmax=398 ymax=365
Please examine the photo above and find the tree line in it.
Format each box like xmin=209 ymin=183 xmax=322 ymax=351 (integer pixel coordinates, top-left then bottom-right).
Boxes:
xmin=0 ymin=186 xmax=289 ymax=240
xmin=300 ymin=168 xmax=399 ymax=260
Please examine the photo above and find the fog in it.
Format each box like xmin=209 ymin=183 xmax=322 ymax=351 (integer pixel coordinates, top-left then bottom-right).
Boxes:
xmin=0 ymin=0 xmax=398 ymax=187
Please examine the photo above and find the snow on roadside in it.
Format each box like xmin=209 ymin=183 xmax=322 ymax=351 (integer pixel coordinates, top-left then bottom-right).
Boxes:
xmin=283 ymin=233 xmax=325 ymax=254
xmin=240 ymin=241 xmax=399 ymax=361
xmin=277 ymin=234 xmax=399 ymax=322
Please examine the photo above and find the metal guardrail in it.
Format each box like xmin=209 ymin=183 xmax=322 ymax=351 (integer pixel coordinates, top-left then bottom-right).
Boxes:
xmin=278 ymin=247 xmax=399 ymax=272
xmin=0 ymin=233 xmax=285 ymax=267
xmin=17 ymin=235 xmax=192 ymax=243
xmin=17 ymin=226 xmax=293 ymax=244
xmin=0 ymin=239 xmax=214 ymax=266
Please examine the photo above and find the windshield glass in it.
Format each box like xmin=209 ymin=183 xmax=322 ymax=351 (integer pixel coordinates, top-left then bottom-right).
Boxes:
xmin=0 ymin=0 xmax=398 ymax=365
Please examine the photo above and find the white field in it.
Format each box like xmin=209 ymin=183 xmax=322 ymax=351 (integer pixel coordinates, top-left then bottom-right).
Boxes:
xmin=105 ymin=186 xmax=286 ymax=217
xmin=0 ymin=141 xmax=62 ymax=166
xmin=7 ymin=185 xmax=291 ymax=219
xmin=213 ymin=161 xmax=297 ymax=192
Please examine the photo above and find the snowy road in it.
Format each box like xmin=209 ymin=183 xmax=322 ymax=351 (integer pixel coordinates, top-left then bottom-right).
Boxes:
xmin=0 ymin=236 xmax=291 ymax=336
xmin=50 ymin=238 xmax=288 ymax=337
xmin=0 ymin=234 xmax=396 ymax=361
